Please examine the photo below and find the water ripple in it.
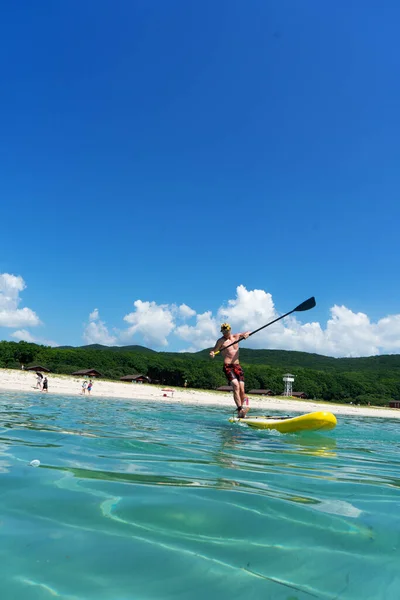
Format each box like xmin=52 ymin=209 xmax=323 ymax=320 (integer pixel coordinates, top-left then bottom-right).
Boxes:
xmin=0 ymin=390 xmax=399 ymax=599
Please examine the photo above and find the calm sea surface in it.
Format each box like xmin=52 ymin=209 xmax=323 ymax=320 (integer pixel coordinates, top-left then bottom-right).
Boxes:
xmin=0 ymin=391 xmax=399 ymax=600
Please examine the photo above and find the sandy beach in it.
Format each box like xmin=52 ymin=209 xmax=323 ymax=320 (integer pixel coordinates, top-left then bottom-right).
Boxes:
xmin=1 ymin=367 xmax=399 ymax=419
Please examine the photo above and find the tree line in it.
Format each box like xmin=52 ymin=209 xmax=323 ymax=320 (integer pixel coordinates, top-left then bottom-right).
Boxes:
xmin=0 ymin=340 xmax=399 ymax=406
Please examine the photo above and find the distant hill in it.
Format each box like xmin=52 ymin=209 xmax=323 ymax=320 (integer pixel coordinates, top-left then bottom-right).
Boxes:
xmin=57 ymin=343 xmax=400 ymax=373
xmin=58 ymin=344 xmax=156 ymax=354
xmin=192 ymin=347 xmax=400 ymax=372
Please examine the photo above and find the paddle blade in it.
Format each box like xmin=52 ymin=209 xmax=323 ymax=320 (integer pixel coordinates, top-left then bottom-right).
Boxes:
xmin=294 ymin=296 xmax=316 ymax=312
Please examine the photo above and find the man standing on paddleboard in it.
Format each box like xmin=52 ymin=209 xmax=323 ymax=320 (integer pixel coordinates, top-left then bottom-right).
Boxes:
xmin=210 ymin=323 xmax=250 ymax=418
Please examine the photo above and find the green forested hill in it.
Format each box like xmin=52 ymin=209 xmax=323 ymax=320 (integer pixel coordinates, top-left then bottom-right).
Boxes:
xmin=57 ymin=344 xmax=400 ymax=373
xmin=58 ymin=344 xmax=156 ymax=354
xmin=1 ymin=340 xmax=399 ymax=406
xmin=193 ymin=348 xmax=400 ymax=372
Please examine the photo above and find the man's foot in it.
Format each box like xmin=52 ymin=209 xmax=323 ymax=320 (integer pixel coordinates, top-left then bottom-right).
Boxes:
xmin=237 ymin=406 xmax=250 ymax=419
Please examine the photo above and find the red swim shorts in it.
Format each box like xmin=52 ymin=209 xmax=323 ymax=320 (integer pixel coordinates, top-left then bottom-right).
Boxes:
xmin=223 ymin=363 xmax=244 ymax=383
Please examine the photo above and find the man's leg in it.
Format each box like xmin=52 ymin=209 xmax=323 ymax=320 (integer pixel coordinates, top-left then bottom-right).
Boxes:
xmin=231 ymin=379 xmax=242 ymax=409
xmin=232 ymin=380 xmax=249 ymax=418
xmin=239 ymin=381 xmax=250 ymax=416
xmin=239 ymin=381 xmax=246 ymax=405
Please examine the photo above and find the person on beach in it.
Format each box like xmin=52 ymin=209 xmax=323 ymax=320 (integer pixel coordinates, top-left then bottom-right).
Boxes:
xmin=210 ymin=322 xmax=251 ymax=418
xmin=36 ymin=372 xmax=43 ymax=390
xmin=87 ymin=380 xmax=93 ymax=395
xmin=42 ymin=377 xmax=48 ymax=392
xmin=81 ymin=380 xmax=87 ymax=395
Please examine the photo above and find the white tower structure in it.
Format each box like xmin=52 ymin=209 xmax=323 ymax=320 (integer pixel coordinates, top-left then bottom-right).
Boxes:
xmin=283 ymin=373 xmax=295 ymax=396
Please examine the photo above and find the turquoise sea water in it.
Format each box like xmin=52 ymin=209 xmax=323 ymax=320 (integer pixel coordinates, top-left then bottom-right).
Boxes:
xmin=0 ymin=391 xmax=399 ymax=600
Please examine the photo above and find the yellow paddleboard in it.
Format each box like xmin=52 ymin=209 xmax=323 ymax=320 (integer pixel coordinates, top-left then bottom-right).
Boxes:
xmin=229 ymin=411 xmax=337 ymax=433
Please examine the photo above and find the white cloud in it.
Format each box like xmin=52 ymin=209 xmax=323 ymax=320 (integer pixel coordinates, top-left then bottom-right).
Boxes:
xmin=0 ymin=273 xmax=41 ymax=327
xmin=175 ymin=311 xmax=219 ymax=352
xmin=11 ymin=329 xmax=58 ymax=347
xmin=122 ymin=300 xmax=175 ymax=347
xmin=251 ymin=304 xmax=400 ymax=358
xmin=83 ymin=308 xmax=117 ymax=346
xmin=178 ymin=303 xmax=196 ymax=319
xmin=83 ymin=286 xmax=400 ymax=357
xmin=218 ymin=285 xmax=276 ymax=333
xmin=298 ymin=305 xmax=380 ymax=357
xmin=11 ymin=329 xmax=36 ymax=343
xmin=375 ymin=314 xmax=400 ymax=352
xmin=173 ymin=286 xmax=400 ymax=357
xmin=89 ymin=308 xmax=99 ymax=321
xmin=3 ymin=275 xmax=397 ymax=357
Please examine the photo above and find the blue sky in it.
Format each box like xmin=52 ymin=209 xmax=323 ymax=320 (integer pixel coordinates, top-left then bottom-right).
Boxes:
xmin=1 ymin=1 xmax=400 ymax=356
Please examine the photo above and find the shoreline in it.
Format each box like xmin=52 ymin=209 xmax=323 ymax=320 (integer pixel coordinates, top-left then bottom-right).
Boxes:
xmin=1 ymin=368 xmax=399 ymax=419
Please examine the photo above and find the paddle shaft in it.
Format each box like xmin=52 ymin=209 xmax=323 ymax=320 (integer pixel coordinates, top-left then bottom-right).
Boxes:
xmin=214 ymin=308 xmax=295 ymax=355
xmin=213 ymin=296 xmax=315 ymax=356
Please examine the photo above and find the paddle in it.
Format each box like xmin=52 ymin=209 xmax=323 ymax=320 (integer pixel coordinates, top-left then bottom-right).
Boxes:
xmin=213 ymin=296 xmax=316 ymax=356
